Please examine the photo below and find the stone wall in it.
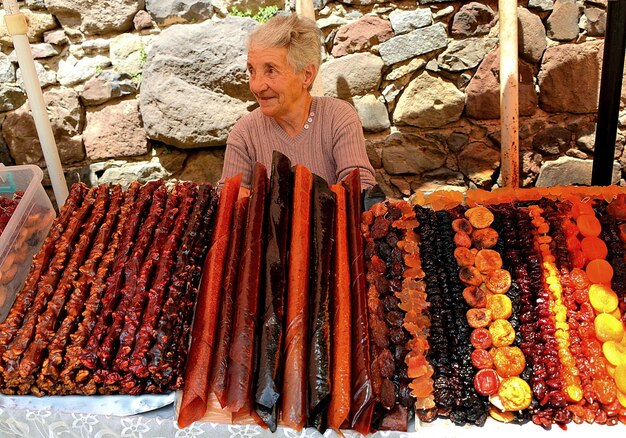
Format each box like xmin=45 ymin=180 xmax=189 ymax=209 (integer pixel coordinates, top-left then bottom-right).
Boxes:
xmin=0 ymin=0 xmax=625 ymax=199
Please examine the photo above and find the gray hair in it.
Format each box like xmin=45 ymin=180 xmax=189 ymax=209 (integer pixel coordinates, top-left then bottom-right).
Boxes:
xmin=248 ymin=14 xmax=322 ymax=73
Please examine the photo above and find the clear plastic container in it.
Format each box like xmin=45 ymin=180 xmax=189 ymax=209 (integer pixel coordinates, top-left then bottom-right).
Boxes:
xmin=0 ymin=164 xmax=55 ymax=322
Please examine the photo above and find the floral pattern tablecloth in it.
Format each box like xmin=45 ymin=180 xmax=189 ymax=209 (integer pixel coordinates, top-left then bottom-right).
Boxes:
xmin=0 ymin=403 xmax=625 ymax=437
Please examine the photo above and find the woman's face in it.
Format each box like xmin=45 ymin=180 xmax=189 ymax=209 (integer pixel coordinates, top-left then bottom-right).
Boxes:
xmin=247 ymin=44 xmax=311 ymax=119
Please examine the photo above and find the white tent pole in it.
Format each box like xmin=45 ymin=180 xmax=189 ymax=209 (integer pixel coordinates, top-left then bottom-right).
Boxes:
xmin=499 ymin=0 xmax=519 ymax=188
xmin=3 ymin=0 xmax=68 ymax=207
xmin=296 ymin=0 xmax=324 ymax=97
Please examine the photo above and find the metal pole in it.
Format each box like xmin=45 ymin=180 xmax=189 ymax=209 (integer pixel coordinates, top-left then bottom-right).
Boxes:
xmin=591 ymin=0 xmax=626 ymax=186
xmin=3 ymin=0 xmax=68 ymax=207
xmin=499 ymin=0 xmax=519 ymax=188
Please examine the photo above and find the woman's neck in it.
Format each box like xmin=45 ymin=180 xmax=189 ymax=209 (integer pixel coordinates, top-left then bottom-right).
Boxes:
xmin=274 ymin=94 xmax=313 ymax=138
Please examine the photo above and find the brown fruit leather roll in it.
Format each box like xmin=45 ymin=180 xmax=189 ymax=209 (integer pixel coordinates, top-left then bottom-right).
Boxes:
xmin=308 ymin=175 xmax=336 ymax=431
xmin=225 ymin=163 xmax=268 ymax=414
xmin=327 ymin=184 xmax=351 ymax=431
xmin=281 ymin=164 xmax=313 ymax=431
xmin=342 ymin=169 xmax=375 ymax=435
xmin=210 ymin=195 xmax=249 ymax=406
xmin=177 ymin=174 xmax=241 ymax=428
xmin=254 ymin=151 xmax=292 ymax=431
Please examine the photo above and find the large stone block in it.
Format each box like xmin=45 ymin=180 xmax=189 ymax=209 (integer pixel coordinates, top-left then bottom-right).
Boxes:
xmin=378 ymin=23 xmax=447 ymax=66
xmin=458 ymin=141 xmax=500 ymax=187
xmin=320 ymin=52 xmax=384 ymax=99
xmin=518 ymin=7 xmax=547 ymax=63
xmin=45 ymin=0 xmax=144 ymax=35
xmin=140 ymin=17 xmax=257 ymax=148
xmin=146 ymin=0 xmax=214 ymax=27
xmin=0 ymin=9 xmax=57 ymax=46
xmin=536 ymin=156 xmax=620 ymax=186
xmin=331 ymin=15 xmax=393 ymax=58
xmin=380 ymin=131 xmax=447 ymax=175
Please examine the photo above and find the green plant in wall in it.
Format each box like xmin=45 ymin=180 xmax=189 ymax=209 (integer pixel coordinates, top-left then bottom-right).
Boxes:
xmin=132 ymin=43 xmax=148 ymax=84
xmin=229 ymin=5 xmax=278 ymax=23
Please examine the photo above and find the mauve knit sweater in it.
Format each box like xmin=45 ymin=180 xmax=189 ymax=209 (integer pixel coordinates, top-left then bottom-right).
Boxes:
xmin=219 ymin=96 xmax=377 ymax=188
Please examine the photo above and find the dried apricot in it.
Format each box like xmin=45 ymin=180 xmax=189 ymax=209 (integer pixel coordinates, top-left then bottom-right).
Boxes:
xmin=463 ymin=286 xmax=487 ymax=308
xmin=474 ymin=249 xmax=503 ymax=274
xmin=459 ymin=266 xmax=483 ymax=287
xmin=586 ymin=259 xmax=614 ymax=285
xmin=588 ymin=283 xmax=619 ymax=314
xmin=496 ymin=376 xmax=532 ymax=411
xmin=576 ymin=214 xmax=602 ymax=237
xmin=467 ymin=308 xmax=492 ymax=328
xmin=470 ymin=328 xmax=492 ymax=349
xmin=454 ymin=247 xmax=476 ymax=267
xmin=472 ymin=228 xmax=499 ymax=250
xmin=474 ymin=368 xmax=500 ymax=396
xmin=471 ymin=348 xmax=494 ymax=369
xmin=465 ymin=206 xmax=494 ymax=229
xmin=594 ymin=313 xmax=625 ymax=342
xmin=454 ymin=231 xmax=472 ymax=248
xmin=485 ymin=269 xmax=512 ymax=294
xmin=571 ymin=201 xmax=595 ymax=218
xmin=486 ymin=295 xmax=513 ymax=320
xmin=489 ymin=319 xmax=516 ymax=347
xmin=489 ymin=407 xmax=514 ymax=423
xmin=452 ymin=218 xmax=473 ymax=234
xmin=580 ymin=236 xmax=608 ymax=260
xmin=602 ymin=340 xmax=626 ymax=366
xmin=492 ymin=346 xmax=526 ymax=377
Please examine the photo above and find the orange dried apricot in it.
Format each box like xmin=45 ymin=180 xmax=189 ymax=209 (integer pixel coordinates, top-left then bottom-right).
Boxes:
xmin=580 ymin=236 xmax=608 ymax=261
xmin=452 ymin=218 xmax=473 ymax=234
xmin=454 ymin=231 xmax=472 ymax=248
xmin=576 ymin=214 xmax=602 ymax=237
xmin=485 ymin=269 xmax=512 ymax=294
xmin=471 ymin=228 xmax=499 ymax=250
xmin=459 ymin=266 xmax=483 ymax=287
xmin=465 ymin=206 xmax=495 ymax=229
xmin=602 ymin=340 xmax=626 ymax=366
xmin=489 ymin=319 xmax=516 ymax=347
xmin=586 ymin=258 xmax=614 ymax=285
xmin=467 ymin=308 xmax=492 ymax=328
xmin=454 ymin=247 xmax=476 ymax=268
xmin=474 ymin=369 xmax=500 ymax=396
xmin=463 ymin=286 xmax=487 ymax=308
xmin=571 ymin=201 xmax=595 ymax=219
xmin=492 ymin=346 xmax=526 ymax=377
xmin=474 ymin=249 xmax=503 ymax=274
xmin=486 ymin=295 xmax=513 ymax=320
xmin=496 ymin=376 xmax=532 ymax=411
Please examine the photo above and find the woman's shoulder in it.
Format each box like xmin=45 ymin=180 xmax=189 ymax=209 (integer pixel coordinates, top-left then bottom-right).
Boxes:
xmin=314 ymin=96 xmax=360 ymax=127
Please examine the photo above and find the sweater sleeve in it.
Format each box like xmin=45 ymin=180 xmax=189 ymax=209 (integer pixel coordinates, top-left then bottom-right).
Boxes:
xmin=218 ymin=119 xmax=254 ymax=189
xmin=331 ymin=104 xmax=377 ymax=189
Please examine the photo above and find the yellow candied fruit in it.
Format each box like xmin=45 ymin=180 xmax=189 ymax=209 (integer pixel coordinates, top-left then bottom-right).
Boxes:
xmin=603 ymin=340 xmax=626 ymax=366
xmin=566 ymin=384 xmax=583 ymax=402
xmin=489 ymin=319 xmax=516 ymax=347
xmin=614 ymin=364 xmax=626 ymax=394
xmin=497 ymin=377 xmax=532 ymax=411
xmin=589 ymin=284 xmax=619 ymax=314
xmin=618 ymin=389 xmax=626 ymax=408
xmin=549 ymin=283 xmax=563 ymax=295
xmin=546 ymin=276 xmax=560 ymax=286
xmin=594 ymin=313 xmax=625 ymax=343
xmin=489 ymin=407 xmax=515 ymax=423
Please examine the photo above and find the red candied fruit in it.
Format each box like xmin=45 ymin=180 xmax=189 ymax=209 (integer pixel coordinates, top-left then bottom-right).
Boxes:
xmin=474 ymin=368 xmax=500 ymax=396
xmin=471 ymin=348 xmax=494 ymax=370
xmin=471 ymin=328 xmax=492 ymax=350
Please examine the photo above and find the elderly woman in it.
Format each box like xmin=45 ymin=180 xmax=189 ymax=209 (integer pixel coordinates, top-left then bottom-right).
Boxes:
xmin=219 ymin=13 xmax=377 ymax=189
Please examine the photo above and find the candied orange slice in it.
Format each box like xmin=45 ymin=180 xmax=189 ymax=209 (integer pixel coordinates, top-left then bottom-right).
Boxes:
xmin=493 ymin=347 xmax=526 ymax=377
xmin=474 ymin=249 xmax=503 ymax=274
xmin=454 ymin=247 xmax=476 ymax=267
xmin=465 ymin=206 xmax=494 ymax=229
xmin=594 ymin=313 xmax=625 ymax=342
xmin=485 ymin=269 xmax=512 ymax=294
xmin=489 ymin=319 xmax=516 ymax=347
xmin=487 ymin=295 xmax=513 ymax=320
xmin=576 ymin=214 xmax=602 ymax=237
xmin=496 ymin=376 xmax=532 ymax=411
xmin=580 ymin=236 xmax=608 ymax=261
xmin=459 ymin=266 xmax=483 ymax=287
xmin=586 ymin=258 xmax=614 ymax=284
xmin=588 ymin=283 xmax=619 ymax=313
